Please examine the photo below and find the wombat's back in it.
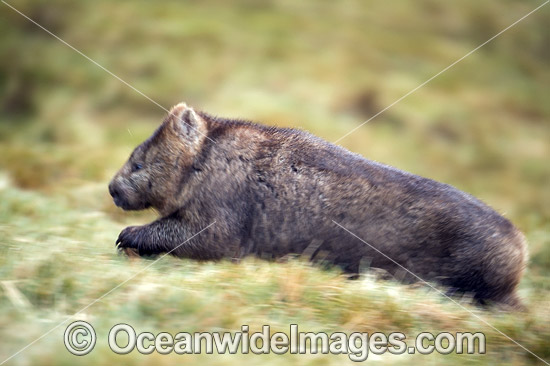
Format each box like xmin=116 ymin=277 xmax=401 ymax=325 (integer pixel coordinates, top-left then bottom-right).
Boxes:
xmin=244 ymin=126 xmax=527 ymax=308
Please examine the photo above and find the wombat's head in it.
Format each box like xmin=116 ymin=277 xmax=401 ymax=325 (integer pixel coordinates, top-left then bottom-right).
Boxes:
xmin=108 ymin=103 xmax=209 ymax=214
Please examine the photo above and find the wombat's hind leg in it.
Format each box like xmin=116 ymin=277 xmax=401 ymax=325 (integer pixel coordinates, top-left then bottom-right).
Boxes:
xmin=490 ymin=292 xmax=526 ymax=312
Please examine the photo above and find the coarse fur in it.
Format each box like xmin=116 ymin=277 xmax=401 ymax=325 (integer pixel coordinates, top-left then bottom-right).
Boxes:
xmin=109 ymin=103 xmax=528 ymax=309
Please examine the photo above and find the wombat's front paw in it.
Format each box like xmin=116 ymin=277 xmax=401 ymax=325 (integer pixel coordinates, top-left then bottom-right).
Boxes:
xmin=116 ymin=226 xmax=142 ymax=253
xmin=116 ymin=226 xmax=157 ymax=257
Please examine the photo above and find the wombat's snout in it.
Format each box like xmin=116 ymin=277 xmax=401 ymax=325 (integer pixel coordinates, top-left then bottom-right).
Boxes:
xmin=109 ymin=181 xmax=123 ymax=207
xmin=108 ymin=178 xmax=149 ymax=211
xmin=108 ymin=181 xmax=118 ymax=199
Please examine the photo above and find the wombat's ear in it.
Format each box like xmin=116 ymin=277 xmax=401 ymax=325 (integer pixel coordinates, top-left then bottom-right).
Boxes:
xmin=167 ymin=103 xmax=207 ymax=144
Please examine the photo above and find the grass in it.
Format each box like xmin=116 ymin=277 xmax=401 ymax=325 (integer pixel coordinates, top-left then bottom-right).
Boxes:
xmin=0 ymin=0 xmax=549 ymax=365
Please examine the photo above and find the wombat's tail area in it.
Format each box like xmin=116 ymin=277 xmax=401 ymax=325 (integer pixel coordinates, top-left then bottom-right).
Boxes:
xmin=480 ymin=228 xmax=528 ymax=311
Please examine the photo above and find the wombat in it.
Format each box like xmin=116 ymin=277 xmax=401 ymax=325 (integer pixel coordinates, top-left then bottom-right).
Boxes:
xmin=109 ymin=103 xmax=527 ymax=308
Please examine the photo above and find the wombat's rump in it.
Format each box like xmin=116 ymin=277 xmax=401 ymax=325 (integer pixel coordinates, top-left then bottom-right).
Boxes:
xmin=109 ymin=103 xmax=527 ymax=308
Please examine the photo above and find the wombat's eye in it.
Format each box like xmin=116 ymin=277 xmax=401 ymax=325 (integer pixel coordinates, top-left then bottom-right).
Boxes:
xmin=132 ymin=163 xmax=143 ymax=172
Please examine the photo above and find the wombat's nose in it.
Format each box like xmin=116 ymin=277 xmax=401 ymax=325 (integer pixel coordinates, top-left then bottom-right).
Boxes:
xmin=108 ymin=182 xmax=120 ymax=199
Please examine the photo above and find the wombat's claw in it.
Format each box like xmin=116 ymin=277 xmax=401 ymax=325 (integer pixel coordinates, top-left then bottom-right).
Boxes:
xmin=115 ymin=241 xmax=125 ymax=254
xmin=115 ymin=226 xmax=140 ymax=251
xmin=115 ymin=234 xmax=125 ymax=249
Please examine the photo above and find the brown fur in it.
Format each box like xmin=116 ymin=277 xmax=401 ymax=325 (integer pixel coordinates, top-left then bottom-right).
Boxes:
xmin=109 ymin=103 xmax=528 ymax=308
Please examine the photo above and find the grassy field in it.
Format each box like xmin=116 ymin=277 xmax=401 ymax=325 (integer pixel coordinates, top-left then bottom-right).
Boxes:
xmin=1 ymin=0 xmax=549 ymax=364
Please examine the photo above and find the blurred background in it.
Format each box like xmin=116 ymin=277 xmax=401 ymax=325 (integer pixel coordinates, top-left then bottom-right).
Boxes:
xmin=0 ymin=0 xmax=548 ymax=365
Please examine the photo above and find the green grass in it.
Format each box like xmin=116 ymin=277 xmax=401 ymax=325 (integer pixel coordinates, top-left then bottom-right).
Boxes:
xmin=0 ymin=0 xmax=549 ymax=365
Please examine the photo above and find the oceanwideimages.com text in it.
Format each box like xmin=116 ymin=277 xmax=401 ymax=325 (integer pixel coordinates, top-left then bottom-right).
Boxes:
xmin=64 ymin=321 xmax=486 ymax=361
